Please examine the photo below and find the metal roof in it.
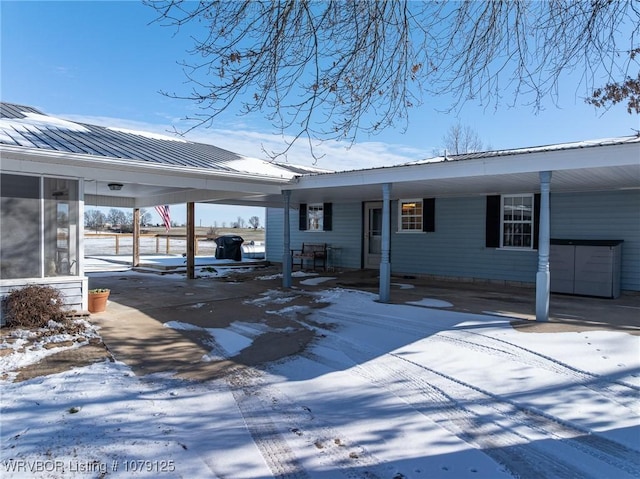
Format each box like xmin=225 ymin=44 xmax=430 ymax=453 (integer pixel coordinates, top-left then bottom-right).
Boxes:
xmin=0 ymin=102 xmax=302 ymax=178
xmin=413 ymin=135 xmax=640 ymax=163
xmin=2 ymin=102 xmax=637 ymax=208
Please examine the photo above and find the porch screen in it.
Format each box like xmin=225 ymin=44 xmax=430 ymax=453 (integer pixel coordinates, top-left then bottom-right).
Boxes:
xmin=1 ymin=174 xmax=41 ymax=279
xmin=0 ymin=174 xmax=79 ymax=279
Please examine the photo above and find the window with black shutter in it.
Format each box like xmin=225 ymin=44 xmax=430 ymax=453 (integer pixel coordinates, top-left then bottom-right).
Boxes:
xmin=298 ymin=203 xmax=332 ymax=231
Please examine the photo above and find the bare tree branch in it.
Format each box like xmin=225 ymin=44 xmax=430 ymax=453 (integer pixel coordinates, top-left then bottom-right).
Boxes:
xmin=442 ymin=122 xmax=485 ymax=156
xmin=145 ymin=0 xmax=640 ymax=161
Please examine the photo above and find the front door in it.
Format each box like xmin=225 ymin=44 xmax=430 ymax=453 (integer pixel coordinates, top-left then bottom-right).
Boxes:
xmin=364 ymin=202 xmax=383 ymax=269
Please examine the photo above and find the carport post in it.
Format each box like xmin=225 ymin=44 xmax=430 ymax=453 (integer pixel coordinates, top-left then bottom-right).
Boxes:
xmin=186 ymin=202 xmax=195 ymax=279
xmin=379 ymin=183 xmax=392 ymax=303
xmin=282 ymin=190 xmax=292 ymax=288
xmin=536 ymin=171 xmax=552 ymax=321
xmin=132 ymin=208 xmax=140 ymax=267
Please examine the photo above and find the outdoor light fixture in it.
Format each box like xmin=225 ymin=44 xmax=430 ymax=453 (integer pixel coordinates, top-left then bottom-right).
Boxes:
xmin=108 ymin=183 xmax=123 ymax=191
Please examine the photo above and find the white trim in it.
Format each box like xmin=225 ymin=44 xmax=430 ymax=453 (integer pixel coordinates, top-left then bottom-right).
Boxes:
xmin=39 ymin=176 xmax=45 ymax=278
xmin=0 ymin=276 xmax=87 ymax=288
xmin=398 ymin=198 xmax=423 ymax=232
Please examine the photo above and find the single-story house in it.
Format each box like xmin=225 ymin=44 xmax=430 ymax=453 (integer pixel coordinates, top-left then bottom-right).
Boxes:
xmin=1 ymin=101 xmax=639 ymax=322
xmin=265 ymin=135 xmax=640 ymax=321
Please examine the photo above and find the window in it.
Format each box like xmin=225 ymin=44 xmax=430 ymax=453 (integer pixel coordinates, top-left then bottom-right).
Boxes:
xmin=396 ymin=198 xmax=436 ymax=233
xmin=399 ymin=199 xmax=423 ymax=231
xmin=307 ymin=203 xmax=324 ymax=231
xmin=501 ymin=194 xmax=534 ymax=248
xmin=44 ymin=178 xmax=79 ymax=276
xmin=298 ymin=203 xmax=332 ymax=231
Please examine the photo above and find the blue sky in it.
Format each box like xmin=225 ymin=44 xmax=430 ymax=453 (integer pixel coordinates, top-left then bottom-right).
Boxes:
xmin=2 ymin=1 xmax=638 ymax=225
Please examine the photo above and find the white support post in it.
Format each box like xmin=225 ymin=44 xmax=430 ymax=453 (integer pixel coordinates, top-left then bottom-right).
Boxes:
xmin=379 ymin=183 xmax=392 ymax=303
xmin=282 ymin=190 xmax=292 ymax=288
xmin=132 ymin=208 xmax=140 ymax=267
xmin=536 ymin=171 xmax=552 ymax=321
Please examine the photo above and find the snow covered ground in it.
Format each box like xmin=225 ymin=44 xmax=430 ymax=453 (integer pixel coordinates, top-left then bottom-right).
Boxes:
xmin=1 ymin=269 xmax=639 ymax=478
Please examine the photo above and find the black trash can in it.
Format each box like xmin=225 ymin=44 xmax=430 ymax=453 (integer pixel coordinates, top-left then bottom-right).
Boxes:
xmin=214 ymin=235 xmax=244 ymax=261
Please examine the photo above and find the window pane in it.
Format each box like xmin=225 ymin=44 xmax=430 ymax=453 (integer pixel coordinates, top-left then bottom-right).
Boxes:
xmin=400 ymin=200 xmax=423 ymax=231
xmin=503 ymin=223 xmax=513 ymax=247
xmin=501 ymin=195 xmax=534 ymax=248
xmin=307 ymin=204 xmax=323 ymax=231
xmin=44 ymin=178 xmax=79 ymax=276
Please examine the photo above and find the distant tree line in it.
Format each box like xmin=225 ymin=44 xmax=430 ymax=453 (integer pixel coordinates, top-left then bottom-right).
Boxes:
xmin=84 ymin=208 xmax=261 ymax=232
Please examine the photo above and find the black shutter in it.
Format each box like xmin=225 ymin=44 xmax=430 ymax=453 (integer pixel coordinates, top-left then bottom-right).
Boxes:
xmin=533 ymin=193 xmax=541 ymax=250
xmin=423 ymin=198 xmax=435 ymax=232
xmin=486 ymin=195 xmax=501 ymax=248
xmin=299 ymin=204 xmax=307 ymax=230
xmin=323 ymin=203 xmax=332 ymax=231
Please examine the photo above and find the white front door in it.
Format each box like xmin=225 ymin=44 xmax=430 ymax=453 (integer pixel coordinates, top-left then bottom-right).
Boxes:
xmin=364 ymin=202 xmax=383 ymax=269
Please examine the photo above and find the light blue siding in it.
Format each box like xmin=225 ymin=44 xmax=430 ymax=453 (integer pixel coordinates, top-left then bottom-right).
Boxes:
xmin=549 ymin=190 xmax=639 ymax=292
xmin=266 ymin=190 xmax=640 ymax=291
xmin=391 ymin=197 xmax=538 ymax=283
xmin=266 ymin=204 xmax=363 ymax=269
xmin=265 ymin=207 xmax=285 ymax=263
xmin=393 ymin=191 xmax=639 ymax=290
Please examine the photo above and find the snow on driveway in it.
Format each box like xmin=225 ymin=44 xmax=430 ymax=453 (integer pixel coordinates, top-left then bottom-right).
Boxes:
xmin=1 ymin=284 xmax=638 ymax=479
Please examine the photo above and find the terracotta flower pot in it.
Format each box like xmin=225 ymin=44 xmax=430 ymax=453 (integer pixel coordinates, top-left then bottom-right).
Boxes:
xmin=88 ymin=290 xmax=110 ymax=313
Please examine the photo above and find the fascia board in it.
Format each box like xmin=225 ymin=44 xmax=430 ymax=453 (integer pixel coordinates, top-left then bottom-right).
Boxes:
xmin=290 ymin=142 xmax=639 ymax=190
xmin=3 ymin=156 xmax=286 ymax=197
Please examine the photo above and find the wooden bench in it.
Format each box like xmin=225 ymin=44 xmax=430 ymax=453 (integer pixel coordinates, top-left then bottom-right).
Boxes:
xmin=291 ymin=243 xmax=327 ymax=271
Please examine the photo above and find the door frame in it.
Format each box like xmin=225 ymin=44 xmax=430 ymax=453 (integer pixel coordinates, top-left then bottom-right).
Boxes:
xmin=363 ymin=201 xmax=383 ymax=269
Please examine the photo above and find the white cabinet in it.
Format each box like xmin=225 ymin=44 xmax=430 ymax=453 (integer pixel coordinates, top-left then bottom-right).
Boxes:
xmin=550 ymin=239 xmax=623 ymax=298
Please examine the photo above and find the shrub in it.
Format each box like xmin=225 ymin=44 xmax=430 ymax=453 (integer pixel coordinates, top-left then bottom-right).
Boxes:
xmin=88 ymin=288 xmax=110 ymax=294
xmin=2 ymin=285 xmax=67 ymax=329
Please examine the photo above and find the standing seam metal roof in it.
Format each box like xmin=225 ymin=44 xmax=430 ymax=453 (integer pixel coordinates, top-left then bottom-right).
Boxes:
xmin=0 ymin=102 xmax=300 ymax=176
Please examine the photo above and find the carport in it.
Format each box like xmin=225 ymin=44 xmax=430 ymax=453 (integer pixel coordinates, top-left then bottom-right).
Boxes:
xmin=0 ymin=102 xmax=304 ymax=311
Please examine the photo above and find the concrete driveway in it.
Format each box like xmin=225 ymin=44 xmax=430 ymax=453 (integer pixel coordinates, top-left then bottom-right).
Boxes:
xmin=87 ymin=265 xmax=640 ymax=382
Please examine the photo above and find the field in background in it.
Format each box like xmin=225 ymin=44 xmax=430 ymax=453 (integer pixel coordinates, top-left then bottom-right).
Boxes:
xmin=85 ymin=227 xmax=265 ymax=256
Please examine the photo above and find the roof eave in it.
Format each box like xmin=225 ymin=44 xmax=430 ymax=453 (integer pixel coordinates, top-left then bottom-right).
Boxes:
xmin=0 ymin=144 xmax=295 ymax=185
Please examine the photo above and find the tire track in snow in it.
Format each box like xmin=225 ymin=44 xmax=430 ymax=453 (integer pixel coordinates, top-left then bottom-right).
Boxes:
xmin=234 ymin=366 xmax=388 ymax=479
xmin=233 ymin=370 xmax=386 ymax=479
xmin=209 ymin=337 xmax=385 ymax=478
xmin=225 ymin=367 xmax=310 ymax=479
xmin=303 ymin=343 xmax=592 ymax=479
xmin=432 ymin=331 xmax=639 ymax=412
xmin=386 ymin=352 xmax=640 ymax=477
xmin=313 ymin=308 xmax=639 ymax=413
xmin=304 ymin=312 xmax=639 ymax=479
